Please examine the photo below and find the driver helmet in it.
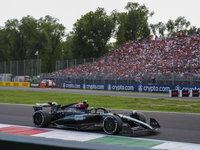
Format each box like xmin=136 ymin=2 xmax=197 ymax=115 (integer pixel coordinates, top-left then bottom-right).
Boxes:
xmin=83 ymin=100 xmax=89 ymax=109
xmin=83 ymin=100 xmax=88 ymax=104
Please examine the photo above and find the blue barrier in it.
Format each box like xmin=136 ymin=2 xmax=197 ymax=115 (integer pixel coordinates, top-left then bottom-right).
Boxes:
xmin=62 ymin=82 xmax=200 ymax=93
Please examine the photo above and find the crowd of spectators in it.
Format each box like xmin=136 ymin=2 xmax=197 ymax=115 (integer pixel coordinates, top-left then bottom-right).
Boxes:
xmin=49 ymin=32 xmax=200 ymax=82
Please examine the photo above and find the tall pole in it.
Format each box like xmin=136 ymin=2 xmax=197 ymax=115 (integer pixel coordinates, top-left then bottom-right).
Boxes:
xmin=37 ymin=53 xmax=39 ymax=76
xmin=24 ymin=60 xmax=25 ymax=78
xmin=190 ymin=49 xmax=192 ymax=86
xmin=140 ymin=50 xmax=143 ymax=84
xmin=155 ymin=38 xmax=158 ymax=85
xmin=4 ymin=61 xmax=6 ymax=74
xmin=198 ymin=40 xmax=200 ymax=66
xmin=35 ymin=51 xmax=39 ymax=76
xmin=61 ymin=47 xmax=64 ymax=70
xmin=56 ymin=61 xmax=57 ymax=72
xmin=173 ymin=49 xmax=175 ymax=85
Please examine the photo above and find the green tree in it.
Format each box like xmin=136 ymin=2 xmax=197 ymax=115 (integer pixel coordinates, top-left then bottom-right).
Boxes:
xmin=62 ymin=32 xmax=73 ymax=60
xmin=0 ymin=28 xmax=9 ymax=62
xmin=19 ymin=15 xmax=42 ymax=60
xmin=175 ymin=16 xmax=190 ymax=32
xmin=157 ymin=22 xmax=166 ymax=37
xmin=38 ymin=15 xmax=65 ymax=72
xmin=115 ymin=2 xmax=153 ymax=45
xmin=1 ymin=15 xmax=65 ymax=73
xmin=166 ymin=19 xmax=175 ymax=35
xmin=71 ymin=7 xmax=115 ymax=58
xmin=149 ymin=23 xmax=158 ymax=37
xmin=4 ymin=19 xmax=27 ymax=61
xmin=113 ymin=12 xmax=127 ymax=46
xmin=187 ymin=26 xmax=200 ymax=35
xmin=2 ymin=16 xmax=43 ymax=61
xmin=71 ymin=18 xmax=95 ymax=59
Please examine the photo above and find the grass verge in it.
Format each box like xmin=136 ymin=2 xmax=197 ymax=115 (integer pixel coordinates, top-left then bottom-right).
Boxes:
xmin=0 ymin=89 xmax=200 ymax=114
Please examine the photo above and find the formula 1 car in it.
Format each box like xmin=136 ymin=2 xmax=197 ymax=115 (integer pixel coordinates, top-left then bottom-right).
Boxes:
xmin=33 ymin=101 xmax=160 ymax=135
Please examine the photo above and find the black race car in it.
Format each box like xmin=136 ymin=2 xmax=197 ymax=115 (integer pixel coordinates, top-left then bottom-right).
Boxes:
xmin=33 ymin=101 xmax=160 ymax=135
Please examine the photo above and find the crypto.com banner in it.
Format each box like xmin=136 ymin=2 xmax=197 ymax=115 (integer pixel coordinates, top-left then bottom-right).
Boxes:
xmin=62 ymin=82 xmax=200 ymax=93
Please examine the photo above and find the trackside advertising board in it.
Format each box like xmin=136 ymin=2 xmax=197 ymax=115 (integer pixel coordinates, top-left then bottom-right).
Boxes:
xmin=30 ymin=83 xmax=40 ymax=88
xmin=62 ymin=82 xmax=200 ymax=93
xmin=0 ymin=81 xmax=30 ymax=88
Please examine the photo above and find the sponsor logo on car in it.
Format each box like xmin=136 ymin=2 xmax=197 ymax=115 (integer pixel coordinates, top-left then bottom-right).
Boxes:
xmin=74 ymin=115 xmax=85 ymax=120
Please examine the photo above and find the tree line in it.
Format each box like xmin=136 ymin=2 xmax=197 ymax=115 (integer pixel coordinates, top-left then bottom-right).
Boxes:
xmin=0 ymin=2 xmax=199 ymax=73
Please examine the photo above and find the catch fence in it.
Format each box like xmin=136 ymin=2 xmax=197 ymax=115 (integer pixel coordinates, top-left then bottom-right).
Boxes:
xmin=0 ymin=59 xmax=41 ymax=81
xmin=49 ymin=49 xmax=200 ymax=86
xmin=1 ymin=48 xmax=200 ymax=87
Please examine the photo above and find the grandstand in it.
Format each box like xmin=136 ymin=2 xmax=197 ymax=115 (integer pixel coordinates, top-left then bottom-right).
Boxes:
xmin=42 ymin=33 xmax=200 ymax=86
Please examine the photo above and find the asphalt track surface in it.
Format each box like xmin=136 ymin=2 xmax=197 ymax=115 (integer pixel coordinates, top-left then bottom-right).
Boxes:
xmin=0 ymin=86 xmax=200 ymax=145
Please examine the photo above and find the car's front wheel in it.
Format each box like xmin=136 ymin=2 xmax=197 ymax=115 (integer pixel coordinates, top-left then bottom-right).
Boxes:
xmin=103 ymin=115 xmax=122 ymax=135
xmin=33 ymin=110 xmax=51 ymax=127
xmin=136 ymin=111 xmax=146 ymax=123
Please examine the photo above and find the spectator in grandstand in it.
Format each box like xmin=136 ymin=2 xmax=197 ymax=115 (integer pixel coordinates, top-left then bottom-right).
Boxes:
xmin=51 ymin=33 xmax=200 ymax=83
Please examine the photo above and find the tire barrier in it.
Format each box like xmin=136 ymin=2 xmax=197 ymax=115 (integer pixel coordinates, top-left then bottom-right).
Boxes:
xmin=169 ymin=90 xmax=178 ymax=97
xmin=169 ymin=89 xmax=199 ymax=97
xmin=190 ymin=89 xmax=199 ymax=97
xmin=180 ymin=90 xmax=189 ymax=97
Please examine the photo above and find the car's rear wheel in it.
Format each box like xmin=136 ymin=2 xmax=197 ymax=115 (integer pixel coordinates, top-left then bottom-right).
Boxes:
xmin=33 ymin=110 xmax=51 ymax=127
xmin=103 ymin=115 xmax=122 ymax=135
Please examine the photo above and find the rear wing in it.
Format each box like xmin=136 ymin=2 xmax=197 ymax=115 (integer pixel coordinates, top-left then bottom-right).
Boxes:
xmin=33 ymin=102 xmax=58 ymax=111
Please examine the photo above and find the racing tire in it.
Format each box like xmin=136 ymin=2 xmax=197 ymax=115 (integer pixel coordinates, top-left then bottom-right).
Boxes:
xmin=137 ymin=111 xmax=146 ymax=123
xmin=33 ymin=110 xmax=51 ymax=127
xmin=103 ymin=115 xmax=123 ymax=135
